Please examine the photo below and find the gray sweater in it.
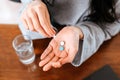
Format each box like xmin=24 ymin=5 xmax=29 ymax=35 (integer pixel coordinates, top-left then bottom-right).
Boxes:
xmin=21 ymin=0 xmax=120 ymax=66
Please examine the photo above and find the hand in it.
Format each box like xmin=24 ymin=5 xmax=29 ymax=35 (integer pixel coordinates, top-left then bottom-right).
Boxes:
xmin=39 ymin=26 xmax=83 ymax=71
xmin=20 ymin=0 xmax=56 ymax=37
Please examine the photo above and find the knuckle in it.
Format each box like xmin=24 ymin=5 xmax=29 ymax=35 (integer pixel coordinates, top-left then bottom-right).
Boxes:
xmin=50 ymin=39 xmax=57 ymax=46
xmin=27 ymin=11 xmax=34 ymax=18
xmin=46 ymin=46 xmax=51 ymax=51
xmin=20 ymin=13 xmax=26 ymax=20
xmin=48 ymin=54 xmax=53 ymax=59
xmin=34 ymin=26 xmax=39 ymax=30
xmin=37 ymin=5 xmax=43 ymax=8
xmin=28 ymin=7 xmax=33 ymax=12
xmin=30 ymin=28 xmax=34 ymax=31
xmin=38 ymin=2 xmax=46 ymax=8
xmin=41 ymin=21 xmax=46 ymax=27
xmin=49 ymin=45 xmax=52 ymax=49
xmin=31 ymin=28 xmax=35 ymax=31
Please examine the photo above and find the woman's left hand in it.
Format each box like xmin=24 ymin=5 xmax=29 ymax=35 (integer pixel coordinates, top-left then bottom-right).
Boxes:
xmin=39 ymin=26 xmax=83 ymax=71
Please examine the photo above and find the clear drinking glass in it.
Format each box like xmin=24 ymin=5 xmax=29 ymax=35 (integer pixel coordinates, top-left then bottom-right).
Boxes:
xmin=12 ymin=34 xmax=37 ymax=72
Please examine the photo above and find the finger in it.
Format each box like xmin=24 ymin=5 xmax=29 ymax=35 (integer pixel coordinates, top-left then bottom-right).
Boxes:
xmin=21 ymin=17 xmax=29 ymax=30
xmin=59 ymin=50 xmax=69 ymax=65
xmin=42 ymin=56 xmax=59 ymax=71
xmin=41 ymin=39 xmax=58 ymax=60
xmin=45 ymin=9 xmax=56 ymax=34
xmin=59 ymin=48 xmax=77 ymax=65
xmin=60 ymin=57 xmax=69 ymax=65
xmin=26 ymin=15 xmax=35 ymax=31
xmin=36 ymin=8 xmax=55 ymax=36
xmin=39 ymin=52 xmax=54 ymax=67
xmin=52 ymin=61 xmax=62 ymax=68
xmin=59 ymin=50 xmax=68 ymax=58
xmin=40 ymin=45 xmax=52 ymax=60
xmin=35 ymin=8 xmax=51 ymax=36
xmin=53 ymin=41 xmax=60 ymax=57
xmin=51 ymin=58 xmax=65 ymax=68
xmin=30 ymin=10 xmax=49 ymax=37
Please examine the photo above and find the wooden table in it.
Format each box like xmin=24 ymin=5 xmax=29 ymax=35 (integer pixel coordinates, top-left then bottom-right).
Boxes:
xmin=0 ymin=24 xmax=120 ymax=80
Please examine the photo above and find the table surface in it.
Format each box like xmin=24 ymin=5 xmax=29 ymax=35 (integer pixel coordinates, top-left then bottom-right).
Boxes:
xmin=0 ymin=24 xmax=120 ymax=80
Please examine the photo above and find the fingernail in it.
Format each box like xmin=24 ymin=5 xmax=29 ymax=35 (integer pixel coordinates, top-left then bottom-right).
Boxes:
xmin=40 ymin=56 xmax=43 ymax=60
xmin=52 ymin=62 xmax=55 ymax=66
xmin=43 ymin=67 xmax=47 ymax=71
xmin=39 ymin=62 xmax=43 ymax=67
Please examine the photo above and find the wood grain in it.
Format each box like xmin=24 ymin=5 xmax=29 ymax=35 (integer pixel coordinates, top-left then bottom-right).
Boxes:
xmin=0 ymin=24 xmax=120 ymax=80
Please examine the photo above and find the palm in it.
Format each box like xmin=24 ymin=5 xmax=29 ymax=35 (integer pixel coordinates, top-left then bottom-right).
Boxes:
xmin=53 ymin=27 xmax=80 ymax=63
xmin=39 ymin=26 xmax=81 ymax=71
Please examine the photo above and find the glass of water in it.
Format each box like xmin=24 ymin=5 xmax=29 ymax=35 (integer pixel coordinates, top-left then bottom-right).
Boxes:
xmin=12 ymin=34 xmax=37 ymax=72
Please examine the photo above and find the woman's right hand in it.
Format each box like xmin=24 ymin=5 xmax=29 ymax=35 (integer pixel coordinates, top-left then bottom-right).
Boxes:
xmin=20 ymin=0 xmax=56 ymax=37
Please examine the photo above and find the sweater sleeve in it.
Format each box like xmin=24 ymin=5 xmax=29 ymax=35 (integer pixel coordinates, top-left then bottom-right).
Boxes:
xmin=72 ymin=0 xmax=120 ymax=67
xmin=72 ymin=21 xmax=120 ymax=66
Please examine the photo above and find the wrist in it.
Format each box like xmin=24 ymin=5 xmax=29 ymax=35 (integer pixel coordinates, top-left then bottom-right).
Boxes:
xmin=71 ymin=26 xmax=84 ymax=40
